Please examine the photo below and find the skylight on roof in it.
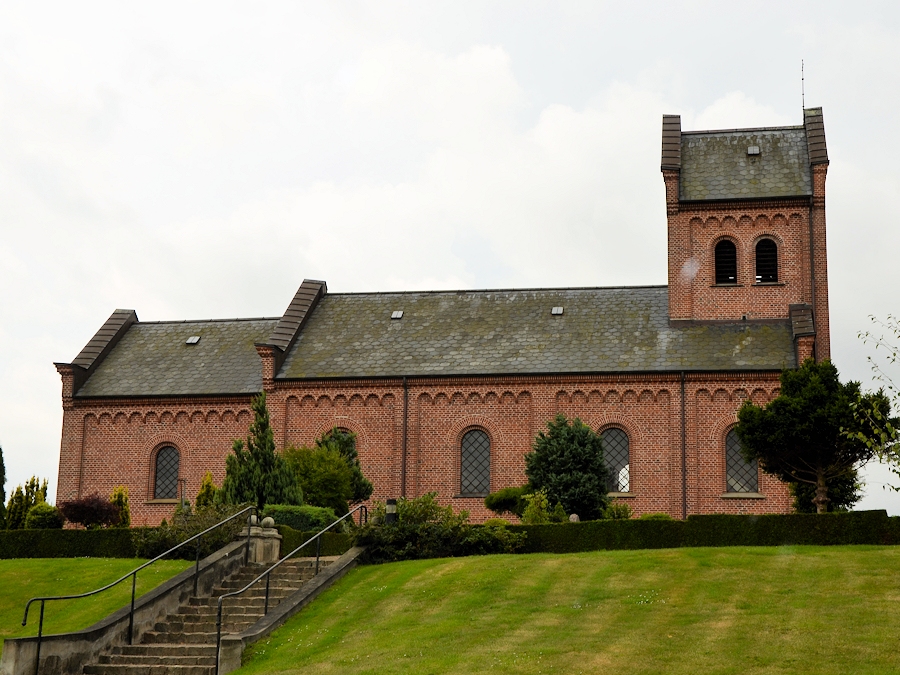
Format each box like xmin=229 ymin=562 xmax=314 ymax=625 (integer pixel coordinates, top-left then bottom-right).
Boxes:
xmin=185 ymin=335 xmax=201 ymax=345
xmin=551 ymin=307 xmax=564 ymax=315
xmin=747 ymin=145 xmax=760 ymax=155
xmin=391 ymin=311 xmax=404 ymax=319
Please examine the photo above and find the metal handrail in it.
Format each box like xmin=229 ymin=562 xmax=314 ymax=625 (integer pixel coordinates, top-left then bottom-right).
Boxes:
xmin=214 ymin=504 xmax=368 ymax=675
xmin=21 ymin=505 xmax=258 ymax=675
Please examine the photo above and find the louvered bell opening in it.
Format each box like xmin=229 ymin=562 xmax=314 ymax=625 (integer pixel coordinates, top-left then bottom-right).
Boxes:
xmin=714 ymin=240 xmax=738 ymax=284
xmin=755 ymin=239 xmax=778 ymax=283
xmin=725 ymin=430 xmax=758 ymax=493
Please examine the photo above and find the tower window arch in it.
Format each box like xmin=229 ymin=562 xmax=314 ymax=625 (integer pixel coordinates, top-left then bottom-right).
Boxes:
xmin=460 ymin=428 xmax=490 ymax=495
xmin=755 ymin=238 xmax=778 ymax=283
xmin=601 ymin=427 xmax=630 ymax=493
xmin=714 ymin=240 xmax=738 ymax=284
xmin=154 ymin=446 xmax=180 ymax=499
xmin=725 ymin=429 xmax=758 ymax=493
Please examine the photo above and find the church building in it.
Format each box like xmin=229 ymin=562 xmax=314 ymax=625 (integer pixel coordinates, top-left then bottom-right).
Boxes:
xmin=54 ymin=108 xmax=831 ymax=526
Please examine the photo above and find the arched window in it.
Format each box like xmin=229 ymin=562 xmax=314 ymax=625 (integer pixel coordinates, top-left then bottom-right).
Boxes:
xmin=154 ymin=446 xmax=180 ymax=499
xmin=714 ymin=240 xmax=738 ymax=284
xmin=460 ymin=429 xmax=490 ymax=495
xmin=601 ymin=428 xmax=630 ymax=492
xmin=755 ymin=238 xmax=778 ymax=283
xmin=725 ymin=429 xmax=758 ymax=493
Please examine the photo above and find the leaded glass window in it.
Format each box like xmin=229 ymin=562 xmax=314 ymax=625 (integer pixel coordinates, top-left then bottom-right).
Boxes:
xmin=755 ymin=238 xmax=778 ymax=283
xmin=460 ymin=429 xmax=490 ymax=495
xmin=154 ymin=446 xmax=180 ymax=499
xmin=715 ymin=240 xmax=738 ymax=284
xmin=725 ymin=429 xmax=758 ymax=493
xmin=601 ymin=428 xmax=630 ymax=492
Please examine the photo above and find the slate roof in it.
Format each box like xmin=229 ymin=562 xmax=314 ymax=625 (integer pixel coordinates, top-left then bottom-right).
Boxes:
xmin=278 ymin=287 xmax=795 ymax=379
xmin=680 ymin=126 xmax=812 ymax=201
xmin=76 ymin=318 xmax=278 ymax=397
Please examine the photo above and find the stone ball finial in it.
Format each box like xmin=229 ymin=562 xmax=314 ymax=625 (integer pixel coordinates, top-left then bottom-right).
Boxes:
xmin=569 ymin=513 xmax=580 ymax=522
xmin=249 ymin=515 xmax=258 ymax=526
xmin=261 ymin=516 xmax=275 ymax=528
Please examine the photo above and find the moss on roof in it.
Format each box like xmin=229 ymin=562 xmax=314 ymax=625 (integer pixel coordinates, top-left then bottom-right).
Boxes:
xmin=76 ymin=319 xmax=278 ymax=397
xmin=680 ymin=127 xmax=812 ymax=201
xmin=277 ymin=287 xmax=795 ymax=378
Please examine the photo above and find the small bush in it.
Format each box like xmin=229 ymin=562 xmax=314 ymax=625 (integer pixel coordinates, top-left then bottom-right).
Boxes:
xmin=603 ymin=501 xmax=633 ymax=520
xmin=58 ymin=493 xmax=121 ymax=529
xmin=276 ymin=524 xmax=352 ymax=557
xmin=639 ymin=513 xmax=674 ymax=521
xmin=263 ymin=504 xmax=338 ymax=532
xmin=483 ymin=518 xmax=510 ymax=527
xmin=110 ymin=486 xmax=131 ymax=528
xmin=521 ymin=489 xmax=567 ymax=524
xmin=283 ymin=445 xmax=353 ymax=516
xmin=195 ymin=472 xmax=219 ymax=510
xmin=132 ymin=503 xmax=249 ymax=559
xmin=353 ymin=493 xmax=526 ymax=563
xmin=484 ymin=486 xmax=531 ymax=517
xmin=25 ymin=502 xmax=64 ymax=529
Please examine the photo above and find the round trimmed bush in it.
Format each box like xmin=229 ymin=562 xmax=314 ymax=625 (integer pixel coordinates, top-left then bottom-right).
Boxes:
xmin=25 ymin=502 xmax=64 ymax=529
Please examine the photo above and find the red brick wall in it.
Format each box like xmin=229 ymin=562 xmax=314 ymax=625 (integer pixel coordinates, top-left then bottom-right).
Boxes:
xmin=57 ymin=372 xmax=791 ymax=526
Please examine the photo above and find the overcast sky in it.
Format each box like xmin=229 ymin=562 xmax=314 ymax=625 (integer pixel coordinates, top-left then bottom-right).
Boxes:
xmin=3 ymin=1 xmax=900 ymax=512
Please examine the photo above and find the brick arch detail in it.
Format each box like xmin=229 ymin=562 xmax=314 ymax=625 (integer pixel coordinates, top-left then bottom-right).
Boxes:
xmin=579 ymin=412 xmax=645 ymax=447
xmin=448 ymin=415 xmax=502 ymax=495
xmin=311 ymin=416 xmax=371 ymax=454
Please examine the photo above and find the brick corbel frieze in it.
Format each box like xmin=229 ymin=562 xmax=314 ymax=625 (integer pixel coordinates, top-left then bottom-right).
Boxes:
xmin=55 ymin=363 xmax=76 ymax=410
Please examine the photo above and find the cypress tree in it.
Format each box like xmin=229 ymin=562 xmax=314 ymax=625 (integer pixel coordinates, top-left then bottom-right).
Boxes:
xmin=220 ymin=392 xmax=302 ymax=510
xmin=0 ymin=445 xmax=6 ymax=529
xmin=6 ymin=486 xmax=27 ymax=530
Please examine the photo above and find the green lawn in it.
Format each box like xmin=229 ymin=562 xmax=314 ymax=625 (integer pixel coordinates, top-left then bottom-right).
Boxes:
xmin=240 ymin=546 xmax=900 ymax=675
xmin=0 ymin=558 xmax=190 ymax=657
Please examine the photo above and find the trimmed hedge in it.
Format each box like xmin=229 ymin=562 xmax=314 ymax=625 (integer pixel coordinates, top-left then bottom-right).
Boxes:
xmin=505 ymin=510 xmax=900 ymax=554
xmin=276 ymin=524 xmax=352 ymax=558
xmin=0 ymin=528 xmax=143 ymax=559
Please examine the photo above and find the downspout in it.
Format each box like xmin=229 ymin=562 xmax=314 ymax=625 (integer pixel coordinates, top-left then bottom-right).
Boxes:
xmin=680 ymin=371 xmax=687 ymax=520
xmin=401 ymin=377 xmax=408 ymax=498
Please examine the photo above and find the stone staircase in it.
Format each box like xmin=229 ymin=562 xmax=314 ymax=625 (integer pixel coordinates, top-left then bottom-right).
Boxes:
xmin=82 ymin=557 xmax=335 ymax=675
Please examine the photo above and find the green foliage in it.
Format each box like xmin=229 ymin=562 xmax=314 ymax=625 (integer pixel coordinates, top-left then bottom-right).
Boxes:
xmin=737 ymin=359 xmax=889 ymax=513
xmin=6 ymin=477 xmax=48 ymax=530
xmin=220 ymin=392 xmax=303 ymax=510
xmin=0 ymin=528 xmax=139 ymax=558
xmin=24 ymin=501 xmax=64 ymax=529
xmin=602 ymin=500 xmax=634 ymax=520
xmin=639 ymin=513 xmax=674 ymax=521
xmin=275 ymin=524 xmax=352 ymax=557
xmin=506 ymin=510 xmax=899 ymax=554
xmin=110 ymin=486 xmax=131 ymax=528
xmin=484 ymin=485 xmax=531 ymax=517
xmin=262 ymin=504 xmax=338 ymax=532
xmin=482 ymin=518 xmax=510 ymax=526
xmin=58 ymin=493 xmax=121 ymax=529
xmin=195 ymin=472 xmax=219 ymax=510
xmin=520 ymin=489 xmax=568 ymax=524
xmin=315 ymin=428 xmax=374 ymax=505
xmin=284 ymin=445 xmax=353 ymax=515
xmin=791 ymin=471 xmax=862 ymax=513
xmin=131 ymin=502 xmax=249 ymax=559
xmin=353 ymin=493 xmax=526 ymax=563
xmin=525 ymin=414 xmax=609 ymax=521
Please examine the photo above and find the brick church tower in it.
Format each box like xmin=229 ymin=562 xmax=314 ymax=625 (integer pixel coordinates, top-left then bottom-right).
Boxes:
xmin=661 ymin=108 xmax=830 ymax=362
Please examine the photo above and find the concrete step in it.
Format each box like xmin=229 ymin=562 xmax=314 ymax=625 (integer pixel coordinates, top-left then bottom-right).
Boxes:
xmin=98 ymin=654 xmax=215 ymax=666
xmin=84 ymin=665 xmax=213 ymax=675
xmin=141 ymin=631 xmax=216 ymax=645
xmin=153 ymin=620 xmax=256 ymax=634
xmin=110 ymin=645 xmax=215 ymax=658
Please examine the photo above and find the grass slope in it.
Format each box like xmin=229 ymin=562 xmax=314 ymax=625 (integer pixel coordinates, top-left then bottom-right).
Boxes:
xmin=0 ymin=558 xmax=190 ymax=657
xmin=241 ymin=546 xmax=900 ymax=675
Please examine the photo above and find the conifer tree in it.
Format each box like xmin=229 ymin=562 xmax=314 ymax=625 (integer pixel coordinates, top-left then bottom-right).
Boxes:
xmin=6 ymin=486 xmax=27 ymax=530
xmin=220 ymin=392 xmax=303 ymax=510
xmin=195 ymin=472 xmax=219 ymax=510
xmin=315 ymin=428 xmax=374 ymax=505
xmin=110 ymin=486 xmax=131 ymax=528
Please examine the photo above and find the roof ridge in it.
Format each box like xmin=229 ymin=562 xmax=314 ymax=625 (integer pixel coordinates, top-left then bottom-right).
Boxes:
xmin=136 ymin=317 xmax=280 ymax=325
xmin=682 ymin=125 xmax=805 ymax=136
xmin=325 ymin=284 xmax=669 ymax=297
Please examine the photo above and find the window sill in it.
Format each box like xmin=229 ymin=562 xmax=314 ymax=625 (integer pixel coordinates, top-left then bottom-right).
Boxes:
xmin=752 ymin=282 xmax=785 ymax=286
xmin=608 ymin=492 xmax=635 ymax=498
xmin=720 ymin=492 xmax=765 ymax=499
xmin=454 ymin=493 xmax=489 ymax=499
xmin=146 ymin=499 xmax=180 ymax=504
xmin=711 ymin=283 xmax=743 ymax=287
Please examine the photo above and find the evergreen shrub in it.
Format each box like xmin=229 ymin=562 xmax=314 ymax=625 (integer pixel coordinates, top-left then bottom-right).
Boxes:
xmin=24 ymin=502 xmax=64 ymax=529
xmin=132 ymin=503 xmax=249 ymax=559
xmin=263 ymin=504 xmax=338 ymax=532
xmin=0 ymin=528 xmax=138 ymax=558
xmin=276 ymin=524 xmax=352 ymax=557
